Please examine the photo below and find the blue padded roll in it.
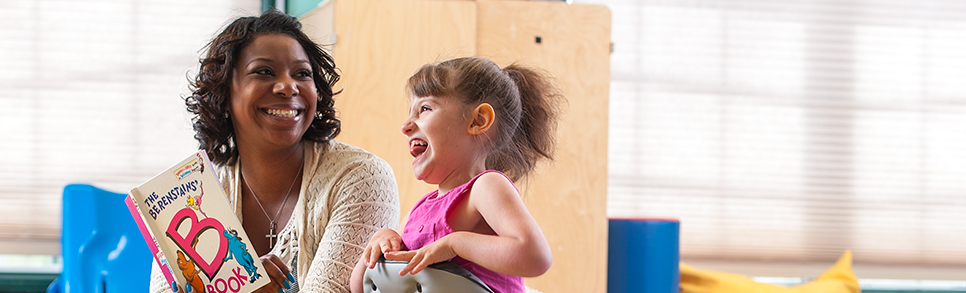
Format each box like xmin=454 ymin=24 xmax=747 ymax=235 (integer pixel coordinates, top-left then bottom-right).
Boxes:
xmin=608 ymin=218 xmax=679 ymax=293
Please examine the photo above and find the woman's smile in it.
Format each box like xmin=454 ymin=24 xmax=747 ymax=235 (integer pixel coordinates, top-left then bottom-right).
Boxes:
xmin=263 ymin=107 xmax=301 ymax=118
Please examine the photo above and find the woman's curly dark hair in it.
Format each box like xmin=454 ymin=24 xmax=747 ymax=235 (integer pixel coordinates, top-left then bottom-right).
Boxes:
xmin=185 ymin=9 xmax=340 ymax=165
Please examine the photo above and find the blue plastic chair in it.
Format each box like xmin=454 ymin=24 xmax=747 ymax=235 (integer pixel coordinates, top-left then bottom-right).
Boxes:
xmin=46 ymin=184 xmax=153 ymax=293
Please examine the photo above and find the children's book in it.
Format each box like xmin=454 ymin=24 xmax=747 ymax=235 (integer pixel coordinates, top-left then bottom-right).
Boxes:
xmin=126 ymin=150 xmax=269 ymax=293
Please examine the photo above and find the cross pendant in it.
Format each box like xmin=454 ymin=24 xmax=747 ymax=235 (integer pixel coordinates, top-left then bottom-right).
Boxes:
xmin=266 ymin=222 xmax=278 ymax=248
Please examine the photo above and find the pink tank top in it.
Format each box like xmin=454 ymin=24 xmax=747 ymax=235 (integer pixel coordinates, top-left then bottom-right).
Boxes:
xmin=400 ymin=170 xmax=524 ymax=293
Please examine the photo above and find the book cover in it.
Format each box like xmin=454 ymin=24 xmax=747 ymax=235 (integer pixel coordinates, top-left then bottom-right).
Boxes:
xmin=128 ymin=150 xmax=269 ymax=293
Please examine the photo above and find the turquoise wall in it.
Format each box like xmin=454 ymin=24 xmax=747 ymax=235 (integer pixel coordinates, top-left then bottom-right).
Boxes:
xmin=262 ymin=0 xmax=324 ymax=18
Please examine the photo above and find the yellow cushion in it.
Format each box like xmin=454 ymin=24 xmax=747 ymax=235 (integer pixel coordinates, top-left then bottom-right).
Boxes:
xmin=680 ymin=251 xmax=860 ymax=293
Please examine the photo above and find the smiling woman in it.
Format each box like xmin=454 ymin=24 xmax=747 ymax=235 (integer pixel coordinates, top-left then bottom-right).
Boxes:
xmin=229 ymin=34 xmax=319 ymax=155
xmin=149 ymin=9 xmax=400 ymax=293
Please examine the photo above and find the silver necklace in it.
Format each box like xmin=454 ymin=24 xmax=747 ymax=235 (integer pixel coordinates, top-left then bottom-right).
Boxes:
xmin=242 ymin=159 xmax=304 ymax=248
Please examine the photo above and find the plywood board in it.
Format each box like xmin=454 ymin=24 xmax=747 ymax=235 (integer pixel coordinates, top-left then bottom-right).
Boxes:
xmin=298 ymin=0 xmax=335 ymax=49
xmin=477 ymin=2 xmax=611 ymax=293
xmin=326 ymin=0 xmax=478 ymax=215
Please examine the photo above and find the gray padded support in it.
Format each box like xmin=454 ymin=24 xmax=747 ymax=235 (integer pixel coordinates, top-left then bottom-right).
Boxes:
xmin=363 ymin=259 xmax=494 ymax=293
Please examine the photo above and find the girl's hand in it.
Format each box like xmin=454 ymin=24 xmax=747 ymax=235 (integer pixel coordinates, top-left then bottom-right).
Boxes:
xmin=362 ymin=228 xmax=404 ymax=268
xmin=384 ymin=235 xmax=457 ymax=276
xmin=252 ymin=254 xmax=295 ymax=293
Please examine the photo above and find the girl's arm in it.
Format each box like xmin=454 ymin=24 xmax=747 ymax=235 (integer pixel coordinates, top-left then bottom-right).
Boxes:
xmin=350 ymin=226 xmax=406 ymax=293
xmin=388 ymin=172 xmax=552 ymax=277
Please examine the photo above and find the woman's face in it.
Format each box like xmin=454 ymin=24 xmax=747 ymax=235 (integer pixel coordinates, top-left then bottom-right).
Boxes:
xmin=229 ymin=34 xmax=317 ymax=152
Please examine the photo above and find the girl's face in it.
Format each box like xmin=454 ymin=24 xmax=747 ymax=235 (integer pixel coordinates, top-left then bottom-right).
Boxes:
xmin=229 ymin=34 xmax=317 ymax=152
xmin=401 ymin=95 xmax=483 ymax=186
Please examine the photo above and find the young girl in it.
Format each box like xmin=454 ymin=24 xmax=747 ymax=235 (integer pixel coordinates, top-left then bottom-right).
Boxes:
xmin=350 ymin=57 xmax=561 ymax=293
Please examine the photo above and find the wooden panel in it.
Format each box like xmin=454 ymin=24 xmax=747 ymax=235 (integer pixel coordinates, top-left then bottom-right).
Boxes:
xmin=323 ymin=0 xmax=477 ymax=215
xmin=297 ymin=0 xmax=335 ymax=48
xmin=477 ymin=2 xmax=611 ymax=293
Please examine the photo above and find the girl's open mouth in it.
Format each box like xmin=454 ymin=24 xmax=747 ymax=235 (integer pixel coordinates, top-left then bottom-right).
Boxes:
xmin=409 ymin=139 xmax=428 ymax=158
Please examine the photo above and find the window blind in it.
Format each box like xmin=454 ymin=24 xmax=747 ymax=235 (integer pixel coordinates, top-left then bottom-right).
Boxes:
xmin=0 ymin=0 xmax=260 ymax=255
xmin=577 ymin=0 xmax=966 ymax=277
